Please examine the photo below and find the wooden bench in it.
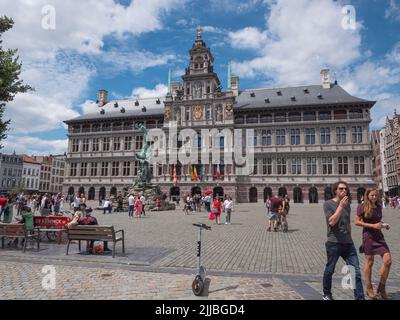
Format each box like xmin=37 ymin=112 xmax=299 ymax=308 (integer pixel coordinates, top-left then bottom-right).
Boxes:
xmin=0 ymin=223 xmax=40 ymax=252
xmin=34 ymin=216 xmax=71 ymax=244
xmin=66 ymin=225 xmax=125 ymax=258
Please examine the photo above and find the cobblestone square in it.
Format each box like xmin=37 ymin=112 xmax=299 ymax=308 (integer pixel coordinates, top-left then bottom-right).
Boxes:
xmin=1 ymin=202 xmax=399 ymax=300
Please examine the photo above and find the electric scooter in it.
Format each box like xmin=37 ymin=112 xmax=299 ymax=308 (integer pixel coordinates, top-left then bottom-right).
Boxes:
xmin=192 ymin=223 xmax=211 ymax=296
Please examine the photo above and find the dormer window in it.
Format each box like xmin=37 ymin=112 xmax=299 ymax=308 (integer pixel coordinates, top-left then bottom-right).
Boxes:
xmin=304 ymin=88 xmax=309 ymax=94
xmin=250 ymin=92 xmax=256 ymax=98
xmin=264 ymin=98 xmax=270 ymax=103
xmin=277 ymin=90 xmax=282 ymax=96
xmin=291 ymin=96 xmax=296 ymax=101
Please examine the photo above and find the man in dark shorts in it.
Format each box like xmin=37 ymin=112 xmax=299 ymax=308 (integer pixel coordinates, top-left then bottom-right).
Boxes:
xmin=268 ymin=195 xmax=283 ymax=232
xmin=322 ymin=181 xmax=364 ymax=300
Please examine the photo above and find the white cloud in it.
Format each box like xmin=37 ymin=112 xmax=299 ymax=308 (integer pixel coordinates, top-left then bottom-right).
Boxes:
xmin=209 ymin=0 xmax=267 ymax=14
xmin=370 ymin=95 xmax=400 ymax=129
xmin=2 ymin=135 xmax=68 ymax=156
xmin=100 ymin=50 xmax=176 ymax=75
xmin=4 ymin=93 xmax=79 ymax=134
xmin=131 ymin=84 xmax=168 ymax=99
xmin=385 ymin=0 xmax=400 ymax=21
xmin=0 ymin=0 xmax=183 ymax=155
xmin=231 ymin=0 xmax=362 ymax=86
xmin=228 ymin=27 xmax=268 ymax=50
xmin=80 ymin=100 xmax=99 ymax=115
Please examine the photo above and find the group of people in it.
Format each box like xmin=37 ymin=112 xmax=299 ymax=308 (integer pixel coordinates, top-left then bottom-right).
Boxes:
xmin=322 ymin=181 xmax=392 ymax=300
xmin=0 ymin=192 xmax=67 ymax=221
xmin=266 ymin=194 xmax=290 ymax=232
xmin=127 ymin=193 xmax=147 ymax=218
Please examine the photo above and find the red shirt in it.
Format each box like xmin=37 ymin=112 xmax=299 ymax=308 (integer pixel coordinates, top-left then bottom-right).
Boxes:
xmin=269 ymin=197 xmax=283 ymax=213
xmin=0 ymin=198 xmax=8 ymax=208
xmin=212 ymin=199 xmax=221 ymax=215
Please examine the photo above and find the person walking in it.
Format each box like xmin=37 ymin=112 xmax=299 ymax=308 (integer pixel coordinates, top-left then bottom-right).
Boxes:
xmin=134 ymin=195 xmax=143 ymax=218
xmin=224 ymin=196 xmax=233 ymax=224
xmin=140 ymin=193 xmax=146 ymax=216
xmin=128 ymin=193 xmax=135 ymax=217
xmin=355 ymin=189 xmax=392 ymax=300
xmin=211 ymin=195 xmax=222 ymax=225
xmin=268 ymin=195 xmax=282 ymax=232
xmin=322 ymin=181 xmax=364 ymax=300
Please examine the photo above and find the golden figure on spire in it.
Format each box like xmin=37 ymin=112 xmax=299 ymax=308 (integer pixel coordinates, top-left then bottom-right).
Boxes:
xmin=196 ymin=26 xmax=203 ymax=38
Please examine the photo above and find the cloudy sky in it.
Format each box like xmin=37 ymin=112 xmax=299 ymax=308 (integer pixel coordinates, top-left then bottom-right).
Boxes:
xmin=0 ymin=0 xmax=399 ymax=155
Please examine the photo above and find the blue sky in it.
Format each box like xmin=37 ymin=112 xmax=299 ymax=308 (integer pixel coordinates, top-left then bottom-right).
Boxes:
xmin=0 ymin=0 xmax=399 ymax=155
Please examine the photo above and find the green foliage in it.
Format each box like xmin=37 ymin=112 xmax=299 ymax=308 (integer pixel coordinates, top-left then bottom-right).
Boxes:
xmin=0 ymin=16 xmax=33 ymax=148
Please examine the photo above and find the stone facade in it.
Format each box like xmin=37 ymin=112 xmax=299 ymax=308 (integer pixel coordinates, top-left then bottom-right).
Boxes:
xmin=63 ymin=31 xmax=376 ymax=203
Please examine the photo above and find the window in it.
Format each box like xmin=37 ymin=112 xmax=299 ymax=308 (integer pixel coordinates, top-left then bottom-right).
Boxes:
xmin=72 ymin=139 xmax=79 ymax=152
xmin=92 ymin=138 xmax=99 ymax=151
xmin=291 ymin=129 xmax=300 ymax=145
xmin=261 ymin=130 xmax=267 ymax=146
xmin=274 ymin=113 xmax=286 ymax=122
xmin=260 ymin=114 xmax=273 ymax=123
xmin=123 ymin=161 xmax=130 ymax=176
xmin=338 ymin=156 xmax=349 ymax=175
xmin=291 ymin=157 xmax=302 ymax=175
xmin=322 ymin=157 xmax=333 ymax=175
xmin=70 ymin=163 xmax=77 ymax=176
xmin=319 ymin=111 xmax=331 ymax=120
xmin=354 ymin=156 xmax=365 ymax=174
xmin=253 ymin=130 xmax=258 ymax=146
xmin=90 ymin=163 xmax=97 ymax=176
xmin=112 ymin=162 xmax=119 ymax=176
xmin=352 ymin=126 xmax=363 ymax=143
xmin=307 ymin=157 xmax=317 ymax=175
xmin=206 ymin=107 xmax=212 ymax=120
xmin=134 ymin=161 xmax=139 ymax=176
xmin=305 ymin=128 xmax=316 ymax=145
xmin=103 ymin=137 xmax=110 ymax=151
xmin=253 ymin=159 xmax=258 ymax=174
xmin=277 ymin=158 xmax=287 ymax=175
xmin=135 ymin=135 xmax=143 ymax=150
xmin=320 ymin=128 xmax=331 ymax=144
xmin=82 ymin=138 xmax=89 ymax=152
xmin=276 ymin=129 xmax=286 ymax=145
xmin=289 ymin=112 xmax=301 ymax=122
xmin=262 ymin=158 xmax=272 ymax=175
xmin=185 ymin=107 xmax=190 ymax=121
xmin=113 ymin=137 xmax=121 ymax=151
xmin=23 ymin=168 xmax=26 ymax=175
xmin=303 ymin=111 xmax=316 ymax=121
xmin=124 ymin=136 xmax=132 ymax=151
xmin=336 ymin=127 xmax=347 ymax=144
xmin=80 ymin=162 xmax=88 ymax=176
xmin=101 ymin=162 xmax=108 ymax=176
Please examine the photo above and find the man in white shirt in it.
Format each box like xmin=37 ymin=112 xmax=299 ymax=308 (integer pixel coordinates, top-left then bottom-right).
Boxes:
xmin=103 ymin=199 xmax=112 ymax=214
xmin=128 ymin=193 xmax=135 ymax=217
xmin=223 ymin=196 xmax=233 ymax=224
xmin=140 ymin=194 xmax=146 ymax=216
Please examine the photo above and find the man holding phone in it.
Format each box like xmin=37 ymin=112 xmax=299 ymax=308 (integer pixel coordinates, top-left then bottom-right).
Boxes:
xmin=322 ymin=181 xmax=365 ymax=300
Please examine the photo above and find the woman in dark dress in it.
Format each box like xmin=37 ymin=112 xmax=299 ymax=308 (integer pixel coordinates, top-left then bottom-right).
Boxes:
xmin=355 ymin=189 xmax=392 ymax=299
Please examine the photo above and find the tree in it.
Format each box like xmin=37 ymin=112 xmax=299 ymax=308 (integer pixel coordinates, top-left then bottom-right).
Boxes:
xmin=0 ymin=16 xmax=33 ymax=148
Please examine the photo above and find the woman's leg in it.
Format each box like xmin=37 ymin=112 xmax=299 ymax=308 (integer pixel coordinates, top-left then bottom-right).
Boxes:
xmin=364 ymin=255 xmax=376 ymax=298
xmin=377 ymin=252 xmax=392 ymax=299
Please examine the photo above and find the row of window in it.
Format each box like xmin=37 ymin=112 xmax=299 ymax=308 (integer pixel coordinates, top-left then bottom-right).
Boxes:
xmin=70 ymin=161 xmax=142 ymax=177
xmin=386 ymin=175 xmax=398 ymax=187
xmin=252 ymin=127 xmax=364 ymax=146
xmin=252 ymin=156 xmax=366 ymax=175
xmin=71 ymin=121 xmax=162 ymax=133
xmin=71 ymin=136 xmax=143 ymax=153
xmin=385 ymin=159 xmax=396 ymax=174
xmin=2 ymin=168 xmax=22 ymax=177
xmin=23 ymin=168 xmax=40 ymax=176
xmin=235 ymin=110 xmax=366 ymax=124
xmin=1 ymin=178 xmax=19 ymax=188
xmin=1 ymin=156 xmax=23 ymax=164
xmin=22 ymin=178 xmax=39 ymax=189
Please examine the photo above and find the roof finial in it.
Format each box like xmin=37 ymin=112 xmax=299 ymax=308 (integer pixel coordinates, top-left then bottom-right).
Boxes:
xmin=196 ymin=26 xmax=203 ymax=38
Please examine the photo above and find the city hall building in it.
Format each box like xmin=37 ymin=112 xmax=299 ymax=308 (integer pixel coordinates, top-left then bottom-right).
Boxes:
xmin=63 ymin=31 xmax=376 ymax=203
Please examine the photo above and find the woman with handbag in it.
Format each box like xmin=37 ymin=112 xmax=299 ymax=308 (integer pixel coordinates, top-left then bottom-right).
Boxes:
xmin=211 ymin=195 xmax=222 ymax=225
xmin=355 ymin=189 xmax=392 ymax=300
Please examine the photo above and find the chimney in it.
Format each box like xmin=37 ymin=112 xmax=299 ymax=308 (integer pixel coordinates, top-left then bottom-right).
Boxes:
xmin=320 ymin=69 xmax=331 ymax=89
xmin=97 ymin=89 xmax=108 ymax=107
xmin=230 ymin=76 xmax=239 ymax=96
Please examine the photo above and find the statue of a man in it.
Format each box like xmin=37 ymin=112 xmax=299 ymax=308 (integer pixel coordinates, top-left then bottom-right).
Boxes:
xmin=133 ymin=123 xmax=153 ymax=187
